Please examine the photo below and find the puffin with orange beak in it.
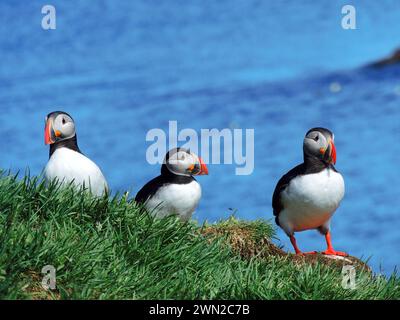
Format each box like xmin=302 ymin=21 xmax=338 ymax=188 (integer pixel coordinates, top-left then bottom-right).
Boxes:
xmin=43 ymin=111 xmax=109 ymax=197
xmin=272 ymin=127 xmax=347 ymax=256
xmin=135 ymin=147 xmax=208 ymax=221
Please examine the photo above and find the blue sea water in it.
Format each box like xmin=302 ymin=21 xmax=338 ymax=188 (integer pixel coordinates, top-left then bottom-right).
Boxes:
xmin=0 ymin=1 xmax=399 ymax=275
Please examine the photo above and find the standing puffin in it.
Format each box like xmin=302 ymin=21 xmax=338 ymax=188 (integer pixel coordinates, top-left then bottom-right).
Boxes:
xmin=272 ymin=127 xmax=347 ymax=256
xmin=135 ymin=148 xmax=208 ymax=221
xmin=43 ymin=111 xmax=109 ymax=197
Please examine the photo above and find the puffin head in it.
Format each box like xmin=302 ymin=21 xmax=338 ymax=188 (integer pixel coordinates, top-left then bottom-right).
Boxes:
xmin=162 ymin=148 xmax=208 ymax=177
xmin=303 ymin=127 xmax=337 ymax=165
xmin=44 ymin=111 xmax=76 ymax=145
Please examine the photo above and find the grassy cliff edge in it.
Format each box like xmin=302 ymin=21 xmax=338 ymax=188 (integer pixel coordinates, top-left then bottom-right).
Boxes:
xmin=0 ymin=173 xmax=398 ymax=299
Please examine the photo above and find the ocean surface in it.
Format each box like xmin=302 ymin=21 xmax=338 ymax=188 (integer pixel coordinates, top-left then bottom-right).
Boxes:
xmin=0 ymin=1 xmax=399 ymax=275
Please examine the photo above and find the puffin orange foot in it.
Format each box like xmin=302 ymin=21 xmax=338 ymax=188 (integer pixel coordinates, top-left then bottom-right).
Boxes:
xmin=321 ymin=249 xmax=348 ymax=256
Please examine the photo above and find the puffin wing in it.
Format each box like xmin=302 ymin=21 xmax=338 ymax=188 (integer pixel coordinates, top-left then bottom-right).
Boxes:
xmin=135 ymin=176 xmax=165 ymax=204
xmin=272 ymin=163 xmax=305 ymax=225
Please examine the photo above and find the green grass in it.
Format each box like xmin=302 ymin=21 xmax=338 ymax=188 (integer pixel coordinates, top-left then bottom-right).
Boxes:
xmin=0 ymin=172 xmax=398 ymax=299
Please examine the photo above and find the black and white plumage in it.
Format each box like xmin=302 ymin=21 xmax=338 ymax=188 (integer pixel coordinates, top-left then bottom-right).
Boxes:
xmin=272 ymin=127 xmax=347 ymax=256
xmin=135 ymin=148 xmax=208 ymax=221
xmin=43 ymin=111 xmax=108 ymax=197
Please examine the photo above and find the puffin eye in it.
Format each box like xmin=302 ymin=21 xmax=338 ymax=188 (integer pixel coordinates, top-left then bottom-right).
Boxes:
xmin=313 ymin=135 xmax=319 ymax=142
xmin=62 ymin=118 xmax=66 ymax=125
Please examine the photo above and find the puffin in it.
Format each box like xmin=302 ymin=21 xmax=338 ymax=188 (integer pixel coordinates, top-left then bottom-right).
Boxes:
xmin=135 ymin=148 xmax=208 ymax=221
xmin=43 ymin=111 xmax=109 ymax=197
xmin=272 ymin=127 xmax=347 ymax=256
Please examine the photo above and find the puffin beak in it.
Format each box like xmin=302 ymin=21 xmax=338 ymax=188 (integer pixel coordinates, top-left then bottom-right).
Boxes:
xmin=44 ymin=119 xmax=54 ymax=145
xmin=199 ymin=157 xmax=208 ymax=175
xmin=330 ymin=140 xmax=337 ymax=165
xmin=193 ymin=157 xmax=208 ymax=175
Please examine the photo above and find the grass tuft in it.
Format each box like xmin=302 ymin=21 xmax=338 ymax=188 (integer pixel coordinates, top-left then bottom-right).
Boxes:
xmin=0 ymin=172 xmax=398 ymax=299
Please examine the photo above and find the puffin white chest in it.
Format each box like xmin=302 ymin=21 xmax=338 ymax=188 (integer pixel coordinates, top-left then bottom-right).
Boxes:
xmin=280 ymin=168 xmax=345 ymax=232
xmin=43 ymin=147 xmax=108 ymax=197
xmin=145 ymin=180 xmax=201 ymax=221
